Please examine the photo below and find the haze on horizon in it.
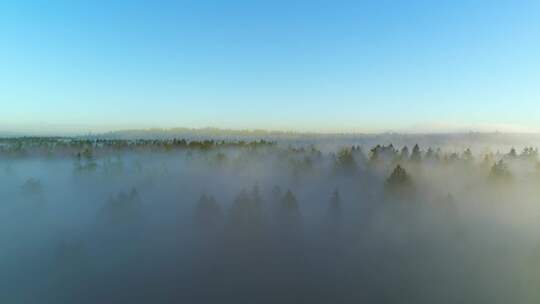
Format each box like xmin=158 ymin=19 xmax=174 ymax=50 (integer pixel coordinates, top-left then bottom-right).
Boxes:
xmin=1 ymin=1 xmax=539 ymax=133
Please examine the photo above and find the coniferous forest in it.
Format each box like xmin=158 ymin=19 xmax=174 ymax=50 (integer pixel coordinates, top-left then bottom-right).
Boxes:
xmin=2 ymin=137 xmax=540 ymax=303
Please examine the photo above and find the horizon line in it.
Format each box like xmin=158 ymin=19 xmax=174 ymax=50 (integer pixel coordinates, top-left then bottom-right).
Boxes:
xmin=2 ymin=126 xmax=540 ymax=138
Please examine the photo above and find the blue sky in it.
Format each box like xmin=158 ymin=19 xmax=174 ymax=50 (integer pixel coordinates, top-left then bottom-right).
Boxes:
xmin=1 ymin=0 xmax=539 ymax=133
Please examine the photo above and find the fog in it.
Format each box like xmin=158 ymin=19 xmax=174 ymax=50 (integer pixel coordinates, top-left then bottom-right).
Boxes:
xmin=1 ymin=137 xmax=540 ymax=303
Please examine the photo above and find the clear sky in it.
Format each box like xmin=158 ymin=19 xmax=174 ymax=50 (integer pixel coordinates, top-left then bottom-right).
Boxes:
xmin=1 ymin=0 xmax=539 ymax=133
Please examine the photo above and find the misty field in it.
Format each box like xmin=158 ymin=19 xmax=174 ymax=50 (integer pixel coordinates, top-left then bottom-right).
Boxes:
xmin=2 ymin=137 xmax=540 ymax=303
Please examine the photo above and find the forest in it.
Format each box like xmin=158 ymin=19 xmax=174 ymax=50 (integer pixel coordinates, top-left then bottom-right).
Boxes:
xmin=1 ymin=137 xmax=540 ymax=303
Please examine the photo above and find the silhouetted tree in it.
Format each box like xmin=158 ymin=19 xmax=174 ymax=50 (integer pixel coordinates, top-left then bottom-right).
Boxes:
xmin=369 ymin=145 xmax=381 ymax=163
xmin=270 ymin=185 xmax=283 ymax=213
xmin=369 ymin=144 xmax=397 ymax=164
xmin=520 ymin=147 xmax=538 ymax=161
xmin=399 ymin=146 xmax=410 ymax=161
xmin=507 ymin=147 xmax=517 ymax=159
xmin=327 ymin=188 xmax=342 ymax=221
xmin=410 ymin=144 xmax=421 ymax=162
xmin=276 ymin=189 xmax=302 ymax=237
xmin=489 ymin=160 xmax=512 ymax=182
xmin=385 ymin=165 xmax=414 ymax=197
xmin=228 ymin=188 xmax=265 ymax=240
xmin=97 ymin=188 xmax=144 ymax=243
xmin=462 ymin=148 xmax=474 ymax=164
xmin=425 ymin=147 xmax=434 ymax=160
xmin=351 ymin=145 xmax=367 ymax=164
xmin=195 ymin=194 xmax=224 ymax=233
xmin=334 ymin=148 xmax=357 ymax=175
xmin=481 ymin=153 xmax=495 ymax=171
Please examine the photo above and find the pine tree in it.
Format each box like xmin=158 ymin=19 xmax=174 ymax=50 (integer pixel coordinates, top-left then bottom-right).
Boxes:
xmin=410 ymin=144 xmax=422 ymax=162
xmin=276 ymin=189 xmax=302 ymax=235
xmin=507 ymin=148 xmax=517 ymax=159
xmin=195 ymin=194 xmax=224 ymax=231
xmin=334 ymin=148 xmax=357 ymax=175
xmin=230 ymin=189 xmax=262 ymax=226
xmin=463 ymin=148 xmax=474 ymax=163
xmin=400 ymin=146 xmax=410 ymax=161
xmin=425 ymin=147 xmax=434 ymax=160
xmin=385 ymin=165 xmax=414 ymax=197
xmin=489 ymin=160 xmax=512 ymax=182
xmin=369 ymin=145 xmax=381 ymax=163
xmin=327 ymin=188 xmax=342 ymax=223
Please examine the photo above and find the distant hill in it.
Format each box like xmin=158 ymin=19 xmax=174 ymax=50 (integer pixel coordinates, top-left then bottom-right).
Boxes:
xmin=88 ymin=128 xmax=540 ymax=152
xmin=94 ymin=127 xmax=314 ymax=140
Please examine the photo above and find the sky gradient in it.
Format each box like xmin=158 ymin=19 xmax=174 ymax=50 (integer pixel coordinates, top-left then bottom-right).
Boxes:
xmin=1 ymin=0 xmax=539 ymax=133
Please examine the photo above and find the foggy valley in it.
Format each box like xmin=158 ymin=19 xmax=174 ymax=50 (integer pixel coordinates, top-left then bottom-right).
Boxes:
xmin=2 ymin=136 xmax=540 ymax=303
